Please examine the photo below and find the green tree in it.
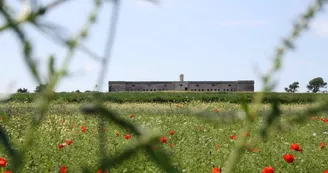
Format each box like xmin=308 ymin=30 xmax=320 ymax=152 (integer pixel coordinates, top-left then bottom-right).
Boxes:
xmin=17 ymin=88 xmax=29 ymax=93
xmin=284 ymin=82 xmax=299 ymax=93
xmin=306 ymin=77 xmax=327 ymax=93
xmin=34 ymin=84 xmax=47 ymax=93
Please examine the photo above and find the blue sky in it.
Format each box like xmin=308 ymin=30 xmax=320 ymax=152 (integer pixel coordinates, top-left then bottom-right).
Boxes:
xmin=0 ymin=0 xmax=328 ymax=94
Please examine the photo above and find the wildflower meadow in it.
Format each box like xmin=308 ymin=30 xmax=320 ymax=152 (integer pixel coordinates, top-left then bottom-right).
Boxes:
xmin=0 ymin=0 xmax=328 ymax=173
xmin=0 ymin=102 xmax=328 ymax=172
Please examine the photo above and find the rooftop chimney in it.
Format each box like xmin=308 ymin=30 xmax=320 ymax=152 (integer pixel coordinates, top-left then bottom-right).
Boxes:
xmin=180 ymin=74 xmax=184 ymax=82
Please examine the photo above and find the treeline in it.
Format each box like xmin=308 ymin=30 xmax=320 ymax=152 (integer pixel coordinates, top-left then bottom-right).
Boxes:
xmin=2 ymin=92 xmax=328 ymax=104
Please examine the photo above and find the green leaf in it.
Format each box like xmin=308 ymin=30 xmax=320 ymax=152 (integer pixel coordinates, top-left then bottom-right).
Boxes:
xmin=48 ymin=54 xmax=55 ymax=80
xmin=145 ymin=146 xmax=179 ymax=173
xmin=0 ymin=125 xmax=17 ymax=157
xmin=81 ymin=104 xmax=142 ymax=135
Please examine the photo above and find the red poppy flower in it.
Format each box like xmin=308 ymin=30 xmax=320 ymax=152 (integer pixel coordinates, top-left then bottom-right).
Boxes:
xmin=115 ymin=131 xmax=119 ymax=137
xmin=3 ymin=171 xmax=13 ymax=173
xmin=168 ymin=130 xmax=175 ymax=135
xmin=159 ymin=137 xmax=167 ymax=143
xmin=97 ymin=170 xmax=108 ymax=173
xmin=81 ymin=126 xmax=86 ymax=132
xmin=323 ymin=170 xmax=328 ymax=173
xmin=320 ymin=142 xmax=326 ymax=149
xmin=0 ymin=157 xmax=7 ymax=167
xmin=213 ymin=109 xmax=220 ymax=113
xmin=169 ymin=143 xmax=174 ymax=148
xmin=129 ymin=114 xmax=135 ymax=118
xmin=230 ymin=135 xmax=237 ymax=140
xmin=212 ymin=167 xmax=221 ymax=173
xmin=283 ymin=154 xmax=294 ymax=163
xmin=124 ymin=134 xmax=131 ymax=139
xmin=65 ymin=139 xmax=73 ymax=145
xmin=58 ymin=144 xmax=64 ymax=149
xmin=321 ymin=118 xmax=328 ymax=123
xmin=290 ymin=143 xmax=302 ymax=152
xmin=197 ymin=126 xmax=201 ymax=131
xmin=59 ymin=166 xmax=67 ymax=173
xmin=262 ymin=166 xmax=274 ymax=173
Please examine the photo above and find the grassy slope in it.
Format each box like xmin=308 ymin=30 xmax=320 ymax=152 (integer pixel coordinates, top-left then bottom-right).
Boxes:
xmin=0 ymin=102 xmax=327 ymax=172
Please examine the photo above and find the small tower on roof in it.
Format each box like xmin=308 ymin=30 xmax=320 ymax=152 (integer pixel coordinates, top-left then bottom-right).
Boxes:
xmin=180 ymin=74 xmax=184 ymax=82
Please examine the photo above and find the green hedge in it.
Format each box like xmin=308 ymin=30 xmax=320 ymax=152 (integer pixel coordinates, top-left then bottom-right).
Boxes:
xmin=2 ymin=92 xmax=328 ymax=104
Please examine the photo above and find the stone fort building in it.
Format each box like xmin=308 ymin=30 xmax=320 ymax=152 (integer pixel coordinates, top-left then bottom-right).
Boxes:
xmin=108 ymin=74 xmax=254 ymax=92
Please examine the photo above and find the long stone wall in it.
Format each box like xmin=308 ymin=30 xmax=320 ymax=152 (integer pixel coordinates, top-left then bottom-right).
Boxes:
xmin=108 ymin=80 xmax=254 ymax=92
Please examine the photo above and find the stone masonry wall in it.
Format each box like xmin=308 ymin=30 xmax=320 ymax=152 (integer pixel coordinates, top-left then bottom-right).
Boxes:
xmin=108 ymin=80 xmax=254 ymax=92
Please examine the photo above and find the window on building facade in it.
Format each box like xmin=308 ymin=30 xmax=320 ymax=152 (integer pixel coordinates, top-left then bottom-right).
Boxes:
xmin=180 ymin=84 xmax=183 ymax=86
xmin=164 ymin=85 xmax=167 ymax=87
xmin=224 ymin=89 xmax=225 ymax=91
xmin=196 ymin=84 xmax=199 ymax=87
xmin=202 ymin=89 xmax=204 ymax=91
xmin=228 ymin=84 xmax=231 ymax=86
xmin=212 ymin=84 xmax=215 ymax=86
xmin=132 ymin=85 xmax=135 ymax=87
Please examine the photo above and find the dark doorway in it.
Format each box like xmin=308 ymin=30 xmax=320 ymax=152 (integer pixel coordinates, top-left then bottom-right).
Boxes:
xmin=185 ymin=87 xmax=188 ymax=91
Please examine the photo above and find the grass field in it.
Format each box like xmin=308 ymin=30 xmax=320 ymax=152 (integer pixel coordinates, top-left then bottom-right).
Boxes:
xmin=0 ymin=101 xmax=327 ymax=172
xmin=4 ymin=92 xmax=328 ymax=104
